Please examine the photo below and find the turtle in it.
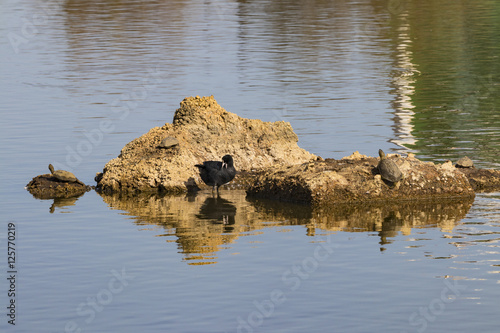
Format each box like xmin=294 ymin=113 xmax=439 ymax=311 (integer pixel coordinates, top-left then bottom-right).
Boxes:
xmin=377 ymin=149 xmax=403 ymax=185
xmin=48 ymin=164 xmax=85 ymax=186
xmin=158 ymin=136 xmax=179 ymax=149
xmin=455 ymin=156 xmax=474 ymax=168
xmin=195 ymin=155 xmax=236 ymax=194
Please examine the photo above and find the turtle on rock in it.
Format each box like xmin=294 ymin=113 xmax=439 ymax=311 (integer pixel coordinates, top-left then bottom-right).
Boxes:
xmin=48 ymin=164 xmax=85 ymax=186
xmin=377 ymin=149 xmax=403 ymax=186
xmin=455 ymin=156 xmax=474 ymax=168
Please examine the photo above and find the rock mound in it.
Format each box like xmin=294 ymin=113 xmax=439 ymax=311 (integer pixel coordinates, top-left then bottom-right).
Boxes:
xmin=246 ymin=153 xmax=476 ymax=206
xmin=26 ymin=174 xmax=90 ymax=199
xmin=96 ymin=96 xmax=316 ymax=194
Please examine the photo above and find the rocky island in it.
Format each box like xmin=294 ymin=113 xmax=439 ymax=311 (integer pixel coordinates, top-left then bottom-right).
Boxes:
xmin=95 ymin=95 xmax=316 ymax=194
xmin=246 ymin=152 xmax=476 ymax=206
xmin=28 ymin=95 xmax=500 ymax=204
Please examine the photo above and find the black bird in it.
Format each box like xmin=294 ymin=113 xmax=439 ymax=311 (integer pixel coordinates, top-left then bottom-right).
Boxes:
xmin=195 ymin=155 xmax=236 ymax=193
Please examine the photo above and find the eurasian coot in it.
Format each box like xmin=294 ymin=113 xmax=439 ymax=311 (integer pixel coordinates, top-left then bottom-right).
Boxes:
xmin=195 ymin=155 xmax=236 ymax=193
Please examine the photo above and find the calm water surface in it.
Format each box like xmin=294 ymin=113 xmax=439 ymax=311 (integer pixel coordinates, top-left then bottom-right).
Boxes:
xmin=1 ymin=0 xmax=499 ymax=332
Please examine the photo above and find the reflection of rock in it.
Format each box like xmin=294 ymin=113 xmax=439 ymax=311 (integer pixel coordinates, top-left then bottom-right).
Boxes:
xmin=95 ymin=96 xmax=316 ymax=194
xmin=250 ymin=196 xmax=474 ymax=249
xmin=99 ymin=190 xmax=474 ymax=264
xmin=247 ymin=154 xmax=476 ymax=205
xmin=26 ymin=174 xmax=90 ymax=199
xmin=97 ymin=190 xmax=260 ymax=265
xmin=249 ymin=196 xmax=473 ymax=234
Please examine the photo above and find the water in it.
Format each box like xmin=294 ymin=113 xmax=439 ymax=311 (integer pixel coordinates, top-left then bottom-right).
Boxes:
xmin=1 ymin=0 xmax=499 ymax=332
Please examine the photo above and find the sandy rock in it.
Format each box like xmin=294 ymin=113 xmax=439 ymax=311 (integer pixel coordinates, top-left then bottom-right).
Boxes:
xmin=96 ymin=96 xmax=316 ymax=194
xmin=341 ymin=151 xmax=368 ymax=160
xmin=247 ymin=154 xmax=476 ymax=206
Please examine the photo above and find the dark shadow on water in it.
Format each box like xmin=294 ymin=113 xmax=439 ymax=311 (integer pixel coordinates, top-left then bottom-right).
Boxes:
xmin=97 ymin=190 xmax=475 ymax=264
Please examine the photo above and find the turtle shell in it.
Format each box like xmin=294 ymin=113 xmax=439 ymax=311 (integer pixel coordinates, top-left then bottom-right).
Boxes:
xmin=53 ymin=170 xmax=78 ymax=182
xmin=377 ymin=150 xmax=403 ymax=183
xmin=159 ymin=136 xmax=179 ymax=149
xmin=456 ymin=156 xmax=474 ymax=168
xmin=48 ymin=164 xmax=85 ymax=185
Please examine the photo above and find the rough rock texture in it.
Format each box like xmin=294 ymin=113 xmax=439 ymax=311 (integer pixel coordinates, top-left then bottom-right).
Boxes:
xmin=457 ymin=167 xmax=500 ymax=192
xmin=246 ymin=152 xmax=476 ymax=206
xmin=96 ymin=96 xmax=316 ymax=194
xmin=26 ymin=174 xmax=90 ymax=199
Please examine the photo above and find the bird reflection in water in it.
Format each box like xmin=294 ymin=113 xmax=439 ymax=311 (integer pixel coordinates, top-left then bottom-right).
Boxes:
xmin=195 ymin=195 xmax=237 ymax=232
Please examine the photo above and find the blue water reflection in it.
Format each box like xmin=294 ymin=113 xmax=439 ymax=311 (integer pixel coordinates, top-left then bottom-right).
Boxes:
xmin=1 ymin=0 xmax=500 ymax=332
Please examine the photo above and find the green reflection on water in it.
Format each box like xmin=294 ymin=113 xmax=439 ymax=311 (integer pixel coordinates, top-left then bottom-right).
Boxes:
xmin=391 ymin=0 xmax=500 ymax=166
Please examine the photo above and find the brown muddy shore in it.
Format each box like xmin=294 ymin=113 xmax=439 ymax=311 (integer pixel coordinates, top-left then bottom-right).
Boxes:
xmin=26 ymin=96 xmax=500 ymax=203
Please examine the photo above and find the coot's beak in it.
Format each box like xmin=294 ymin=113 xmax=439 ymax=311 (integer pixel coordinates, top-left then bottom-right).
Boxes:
xmin=222 ymin=162 xmax=227 ymax=168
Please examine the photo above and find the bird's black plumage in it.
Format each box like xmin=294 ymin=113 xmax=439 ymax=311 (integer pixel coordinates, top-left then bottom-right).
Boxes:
xmin=195 ymin=155 xmax=236 ymax=193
